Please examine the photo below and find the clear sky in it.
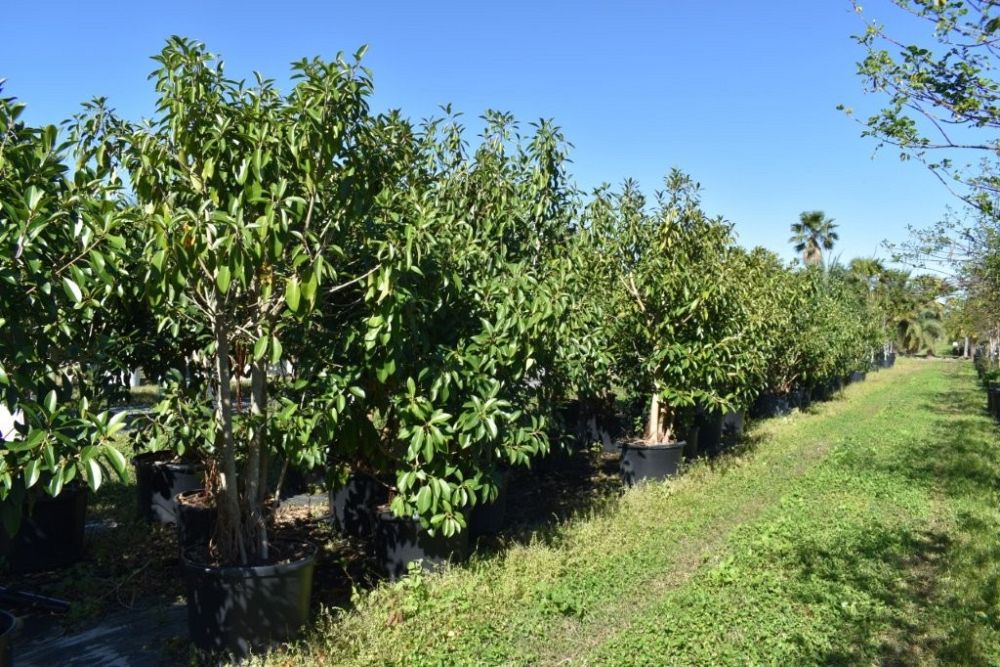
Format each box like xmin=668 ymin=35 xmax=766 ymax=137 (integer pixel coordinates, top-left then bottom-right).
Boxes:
xmin=2 ymin=0 xmax=951 ymax=263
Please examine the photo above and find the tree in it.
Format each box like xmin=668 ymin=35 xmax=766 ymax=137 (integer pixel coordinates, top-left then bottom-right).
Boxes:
xmin=849 ymin=0 xmax=1000 ymax=216
xmin=0 ymin=84 xmax=130 ymax=534
xmin=326 ymin=111 xmax=582 ymax=535
xmin=105 ymin=38 xmax=382 ymax=565
xmin=789 ymin=211 xmax=839 ymax=265
xmin=585 ymin=170 xmax=753 ymax=444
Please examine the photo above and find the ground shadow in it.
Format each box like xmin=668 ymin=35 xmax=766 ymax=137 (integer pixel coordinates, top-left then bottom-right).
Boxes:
xmin=808 ymin=368 xmax=1000 ymax=664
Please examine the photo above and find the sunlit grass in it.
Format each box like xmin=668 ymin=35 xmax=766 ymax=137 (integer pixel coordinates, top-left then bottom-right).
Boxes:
xmin=265 ymin=359 xmax=1000 ymax=665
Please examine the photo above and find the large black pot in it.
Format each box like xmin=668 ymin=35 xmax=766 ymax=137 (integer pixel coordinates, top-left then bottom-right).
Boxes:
xmin=0 ymin=610 xmax=16 ymax=667
xmin=559 ymin=396 xmax=624 ymax=454
xmin=988 ymin=384 xmax=1000 ymax=421
xmin=133 ymin=452 xmax=204 ymax=524
xmin=721 ymin=410 xmax=745 ymax=445
xmin=750 ymin=393 xmax=792 ymax=419
xmin=329 ymin=473 xmax=387 ymax=539
xmin=696 ymin=410 xmax=725 ymax=457
xmin=468 ymin=471 xmax=510 ymax=538
xmin=682 ymin=426 xmax=701 ymax=460
xmin=0 ymin=484 xmax=88 ymax=573
xmin=811 ymin=379 xmax=839 ymax=402
xmin=619 ymin=441 xmax=685 ymax=486
xmin=791 ymin=386 xmax=811 ymax=410
xmin=887 ymin=352 xmax=897 ymax=368
xmin=181 ymin=541 xmax=316 ymax=659
xmin=176 ymin=490 xmax=218 ymax=553
xmin=849 ymin=370 xmax=867 ymax=384
xmin=374 ymin=512 xmax=469 ymax=580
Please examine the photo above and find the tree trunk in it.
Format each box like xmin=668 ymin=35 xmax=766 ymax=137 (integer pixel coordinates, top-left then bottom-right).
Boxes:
xmin=964 ymin=336 xmax=971 ymax=358
xmin=213 ymin=317 xmax=246 ymax=564
xmin=644 ymin=392 xmax=672 ymax=444
xmin=246 ymin=358 xmax=269 ymax=561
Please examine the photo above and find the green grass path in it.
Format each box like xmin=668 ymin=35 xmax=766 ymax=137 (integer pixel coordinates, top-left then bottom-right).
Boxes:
xmin=285 ymin=359 xmax=1000 ymax=666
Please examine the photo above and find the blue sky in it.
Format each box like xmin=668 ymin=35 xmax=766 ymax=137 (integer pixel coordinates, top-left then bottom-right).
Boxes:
xmin=2 ymin=0 xmax=951 ymax=263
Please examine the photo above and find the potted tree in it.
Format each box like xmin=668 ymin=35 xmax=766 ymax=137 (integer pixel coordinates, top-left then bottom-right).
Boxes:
xmin=132 ymin=370 xmax=212 ymax=526
xmin=102 ymin=38 xmax=384 ymax=657
xmin=695 ymin=247 xmax=772 ymax=454
xmin=585 ymin=171 xmax=751 ymax=485
xmin=0 ymin=85 xmax=130 ymax=573
xmin=749 ymin=261 xmax=825 ymax=418
xmin=321 ymin=111 xmax=581 ymax=575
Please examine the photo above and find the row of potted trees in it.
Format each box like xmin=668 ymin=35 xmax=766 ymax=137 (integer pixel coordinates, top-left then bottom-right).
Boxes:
xmin=0 ymin=38 xmax=890 ymax=659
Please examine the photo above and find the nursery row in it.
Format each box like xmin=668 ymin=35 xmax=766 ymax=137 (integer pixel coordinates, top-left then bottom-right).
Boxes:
xmin=1 ymin=39 xmax=896 ymax=658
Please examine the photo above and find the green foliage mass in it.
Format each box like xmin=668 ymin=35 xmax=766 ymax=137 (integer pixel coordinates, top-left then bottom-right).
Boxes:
xmin=1 ymin=37 xmax=889 ymax=557
xmin=0 ymin=84 xmax=131 ymax=534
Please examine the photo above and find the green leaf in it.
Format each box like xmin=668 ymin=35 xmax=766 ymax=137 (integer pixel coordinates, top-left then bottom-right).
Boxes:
xmin=102 ymin=444 xmax=128 ymax=479
xmin=415 ymin=485 xmax=432 ymax=514
xmin=270 ymin=336 xmax=283 ymax=364
xmin=62 ymin=277 xmax=83 ymax=304
xmin=285 ymin=276 xmax=301 ymax=312
xmin=376 ymin=358 xmax=396 ymax=383
xmin=43 ymin=390 xmax=57 ymax=413
xmin=285 ymin=276 xmax=301 ymax=313
xmin=41 ymin=443 xmax=56 ymax=469
xmin=84 ymin=458 xmax=103 ymax=491
xmin=151 ymin=249 xmax=166 ymax=271
xmin=253 ymin=336 xmax=268 ymax=361
xmin=26 ymin=185 xmax=43 ymax=212
xmin=46 ymin=472 xmax=63 ymax=498
xmin=216 ymin=265 xmax=232 ymax=294
xmin=24 ymin=460 xmax=41 ymax=489
xmin=107 ymin=410 xmax=128 ymax=436
xmin=301 ymin=269 xmax=318 ymax=304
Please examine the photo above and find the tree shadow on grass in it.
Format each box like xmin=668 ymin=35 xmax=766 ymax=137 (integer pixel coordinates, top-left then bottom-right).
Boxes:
xmin=810 ymin=375 xmax=1000 ymax=664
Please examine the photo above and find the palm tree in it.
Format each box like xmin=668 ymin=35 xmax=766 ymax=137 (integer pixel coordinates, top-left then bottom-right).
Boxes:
xmin=790 ymin=211 xmax=839 ymax=265
xmin=848 ymin=257 xmax=885 ymax=291
xmin=897 ymin=306 xmax=945 ymax=354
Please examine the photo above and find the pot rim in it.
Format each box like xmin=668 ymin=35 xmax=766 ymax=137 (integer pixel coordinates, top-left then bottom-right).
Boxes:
xmin=175 ymin=487 xmax=211 ymax=505
xmin=133 ymin=451 xmax=204 ymax=471
xmin=619 ymin=440 xmax=687 ymax=450
xmin=0 ymin=609 xmax=17 ymax=637
xmin=25 ymin=480 xmax=88 ymax=503
xmin=181 ymin=540 xmax=317 ymax=579
xmin=374 ymin=510 xmax=423 ymax=524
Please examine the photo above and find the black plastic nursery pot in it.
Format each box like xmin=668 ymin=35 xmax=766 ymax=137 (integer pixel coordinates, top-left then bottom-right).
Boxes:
xmin=559 ymin=397 xmax=626 ymax=454
xmin=176 ymin=490 xmax=218 ymax=553
xmin=374 ymin=512 xmax=469 ymax=580
xmin=790 ymin=386 xmax=811 ymax=410
xmin=750 ymin=393 xmax=792 ymax=419
xmin=468 ymin=471 xmax=510 ymax=538
xmin=181 ymin=541 xmax=316 ymax=659
xmin=989 ymin=384 xmax=1000 ymax=421
xmin=619 ymin=441 xmax=686 ymax=486
xmin=682 ymin=427 xmax=700 ymax=460
xmin=133 ymin=452 xmax=204 ymax=524
xmin=695 ymin=410 xmax=725 ymax=457
xmin=811 ymin=379 xmax=839 ymax=402
xmin=0 ymin=484 xmax=88 ymax=573
xmin=721 ymin=410 xmax=745 ymax=445
xmin=849 ymin=370 xmax=867 ymax=384
xmin=0 ymin=609 xmax=17 ymax=667
xmin=329 ymin=473 xmax=387 ymax=539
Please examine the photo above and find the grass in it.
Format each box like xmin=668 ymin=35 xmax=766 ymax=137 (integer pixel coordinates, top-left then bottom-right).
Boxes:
xmin=270 ymin=358 xmax=1000 ymax=666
